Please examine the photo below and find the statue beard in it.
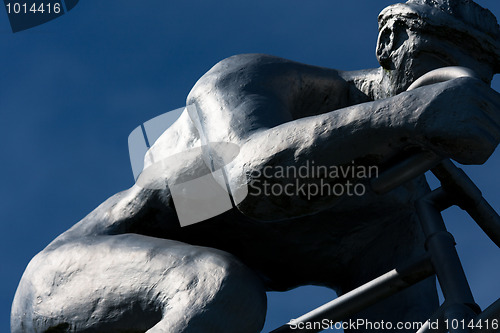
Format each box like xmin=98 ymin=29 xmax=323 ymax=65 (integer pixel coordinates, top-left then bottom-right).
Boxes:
xmin=378 ymin=60 xmax=418 ymax=98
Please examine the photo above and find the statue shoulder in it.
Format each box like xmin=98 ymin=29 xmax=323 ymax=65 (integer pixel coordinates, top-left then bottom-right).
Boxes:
xmin=189 ymin=53 xmax=309 ymax=93
xmin=188 ymin=53 xmax=353 ymax=119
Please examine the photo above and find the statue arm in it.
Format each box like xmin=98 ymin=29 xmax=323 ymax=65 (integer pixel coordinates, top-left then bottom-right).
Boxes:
xmin=225 ymin=77 xmax=500 ymax=220
xmin=225 ymin=91 xmax=414 ymax=220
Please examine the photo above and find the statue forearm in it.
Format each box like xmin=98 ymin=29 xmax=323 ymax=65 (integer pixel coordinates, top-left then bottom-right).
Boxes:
xmin=225 ymin=92 xmax=418 ymax=220
xmin=230 ymin=92 xmax=416 ymax=177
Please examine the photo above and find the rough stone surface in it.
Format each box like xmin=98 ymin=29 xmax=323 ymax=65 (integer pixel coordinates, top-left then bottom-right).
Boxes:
xmin=12 ymin=0 xmax=500 ymax=332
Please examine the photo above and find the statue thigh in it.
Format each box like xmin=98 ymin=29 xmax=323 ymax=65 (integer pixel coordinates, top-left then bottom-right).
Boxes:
xmin=11 ymin=234 xmax=267 ymax=333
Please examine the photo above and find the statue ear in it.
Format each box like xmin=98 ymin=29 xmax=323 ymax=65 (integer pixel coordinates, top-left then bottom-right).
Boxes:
xmin=376 ymin=25 xmax=396 ymax=69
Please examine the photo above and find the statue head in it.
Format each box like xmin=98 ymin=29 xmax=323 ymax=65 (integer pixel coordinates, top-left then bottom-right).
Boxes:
xmin=377 ymin=0 xmax=500 ymax=92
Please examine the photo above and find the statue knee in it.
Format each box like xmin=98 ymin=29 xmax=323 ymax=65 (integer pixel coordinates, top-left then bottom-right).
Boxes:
xmin=153 ymin=247 xmax=268 ymax=333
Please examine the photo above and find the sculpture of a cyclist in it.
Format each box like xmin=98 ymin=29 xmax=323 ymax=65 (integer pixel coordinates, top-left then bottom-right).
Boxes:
xmin=12 ymin=0 xmax=500 ymax=332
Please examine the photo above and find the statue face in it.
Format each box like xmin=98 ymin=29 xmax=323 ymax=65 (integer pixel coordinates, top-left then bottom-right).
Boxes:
xmin=377 ymin=0 xmax=499 ymax=86
xmin=377 ymin=19 xmax=494 ymax=90
xmin=376 ymin=20 xmax=440 ymax=91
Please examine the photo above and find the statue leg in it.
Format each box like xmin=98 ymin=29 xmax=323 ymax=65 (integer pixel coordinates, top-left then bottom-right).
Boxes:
xmin=11 ymin=233 xmax=267 ymax=333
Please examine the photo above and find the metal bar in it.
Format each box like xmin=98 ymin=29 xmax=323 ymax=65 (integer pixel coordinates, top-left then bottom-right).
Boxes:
xmin=444 ymin=304 xmax=476 ymax=333
xmin=466 ymin=200 xmax=500 ymax=248
xmin=471 ymin=298 xmax=500 ymax=333
xmin=415 ymin=303 xmax=447 ymax=333
xmin=432 ymin=160 xmax=500 ymax=248
xmin=416 ymin=189 xmax=480 ymax=324
xmin=371 ymin=155 xmax=500 ymax=246
xmin=370 ymin=151 xmax=441 ymax=194
xmin=406 ymin=67 xmax=479 ymax=91
xmin=269 ymin=256 xmax=434 ymax=333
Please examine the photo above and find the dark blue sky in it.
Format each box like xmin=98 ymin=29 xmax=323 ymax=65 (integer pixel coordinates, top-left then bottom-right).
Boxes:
xmin=1 ymin=1 xmax=500 ymax=332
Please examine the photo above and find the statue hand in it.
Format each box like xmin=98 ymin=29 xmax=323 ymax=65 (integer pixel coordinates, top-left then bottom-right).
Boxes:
xmin=411 ymin=77 xmax=500 ymax=165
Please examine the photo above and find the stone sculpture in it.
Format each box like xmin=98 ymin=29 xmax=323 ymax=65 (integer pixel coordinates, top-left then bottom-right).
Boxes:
xmin=11 ymin=0 xmax=500 ymax=332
